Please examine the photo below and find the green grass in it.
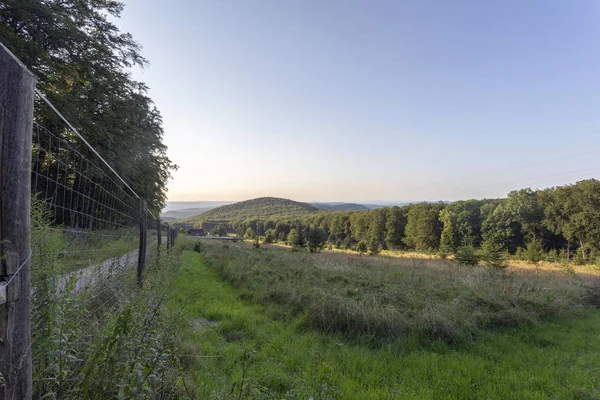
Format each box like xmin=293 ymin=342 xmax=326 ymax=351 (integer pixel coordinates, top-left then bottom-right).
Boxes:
xmin=171 ymin=250 xmax=600 ymax=399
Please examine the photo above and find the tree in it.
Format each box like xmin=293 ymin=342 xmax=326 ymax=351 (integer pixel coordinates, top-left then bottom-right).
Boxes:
xmin=264 ymin=229 xmax=276 ymax=244
xmin=368 ymin=236 xmax=380 ymax=255
xmin=541 ymin=179 xmax=600 ymax=262
xmin=524 ymin=236 xmax=545 ymax=263
xmin=212 ymin=225 xmax=226 ymax=237
xmin=356 ymin=241 xmax=367 ymax=255
xmin=482 ymin=189 xmax=543 ymax=254
xmin=455 ymin=245 xmax=480 ymax=266
xmin=307 ymin=227 xmax=326 ymax=253
xmin=244 ymin=227 xmax=256 ymax=241
xmin=288 ymin=228 xmax=305 ymax=250
xmin=479 ymin=238 xmax=507 ymax=269
xmin=385 ymin=206 xmax=407 ymax=249
xmin=403 ymin=203 xmax=444 ymax=252
xmin=0 ymin=0 xmax=176 ymax=212
xmin=439 ymin=200 xmax=485 ymax=253
xmin=329 ymin=213 xmax=351 ymax=247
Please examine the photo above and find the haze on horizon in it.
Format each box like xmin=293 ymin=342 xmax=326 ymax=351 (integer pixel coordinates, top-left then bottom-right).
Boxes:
xmin=118 ymin=0 xmax=600 ymax=203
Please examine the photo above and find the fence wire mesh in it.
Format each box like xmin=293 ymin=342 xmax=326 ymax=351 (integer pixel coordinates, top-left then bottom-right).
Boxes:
xmin=29 ymin=94 xmax=166 ymax=280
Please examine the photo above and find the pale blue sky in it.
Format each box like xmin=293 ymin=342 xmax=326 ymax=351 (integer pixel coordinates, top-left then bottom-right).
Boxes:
xmin=118 ymin=0 xmax=600 ymax=202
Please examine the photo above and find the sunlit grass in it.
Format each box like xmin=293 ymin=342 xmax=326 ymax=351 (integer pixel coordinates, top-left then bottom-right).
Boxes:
xmin=170 ymin=249 xmax=600 ymax=399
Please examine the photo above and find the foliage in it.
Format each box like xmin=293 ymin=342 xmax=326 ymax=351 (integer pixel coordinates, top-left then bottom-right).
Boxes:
xmin=454 ymin=245 xmax=480 ymax=266
xmin=403 ymin=203 xmax=445 ymax=252
xmin=368 ymin=236 xmax=380 ymax=255
xmin=479 ymin=238 xmax=508 ymax=269
xmin=524 ymin=236 xmax=545 ymax=263
xmin=307 ymin=227 xmax=326 ymax=253
xmin=264 ymin=229 xmax=276 ymax=244
xmin=244 ymin=227 xmax=256 ymax=241
xmin=356 ymin=240 xmax=367 ymax=255
xmin=183 ymin=197 xmax=320 ymax=225
xmin=212 ymin=224 xmax=226 ymax=237
xmin=183 ymin=180 xmax=597 ymax=268
xmin=0 ymin=0 xmax=176 ymax=212
xmin=30 ymin=198 xmax=191 ymax=399
xmin=288 ymin=228 xmax=306 ymax=251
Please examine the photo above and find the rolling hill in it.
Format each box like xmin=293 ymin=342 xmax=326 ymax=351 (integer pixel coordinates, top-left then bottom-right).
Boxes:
xmin=181 ymin=197 xmax=320 ymax=225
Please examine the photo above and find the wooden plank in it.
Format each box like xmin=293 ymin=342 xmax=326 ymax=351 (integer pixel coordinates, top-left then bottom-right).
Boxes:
xmin=0 ymin=42 xmax=35 ymax=400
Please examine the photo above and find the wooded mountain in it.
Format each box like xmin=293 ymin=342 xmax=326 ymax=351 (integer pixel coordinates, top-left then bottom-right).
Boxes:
xmin=182 ymin=197 xmax=320 ymax=225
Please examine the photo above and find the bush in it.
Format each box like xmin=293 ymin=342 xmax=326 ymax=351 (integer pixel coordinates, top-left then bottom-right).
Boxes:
xmin=244 ymin=227 xmax=256 ymax=241
xmin=356 ymin=241 xmax=367 ymax=255
xmin=288 ymin=228 xmax=306 ymax=251
xmin=212 ymin=224 xmax=226 ymax=237
xmin=368 ymin=237 xmax=380 ymax=255
xmin=193 ymin=241 xmax=202 ymax=253
xmin=524 ymin=237 xmax=544 ymax=263
xmin=479 ymin=239 xmax=507 ymax=269
xmin=307 ymin=227 xmax=326 ymax=253
xmin=264 ymin=229 xmax=276 ymax=244
xmin=454 ymin=245 xmax=479 ymax=266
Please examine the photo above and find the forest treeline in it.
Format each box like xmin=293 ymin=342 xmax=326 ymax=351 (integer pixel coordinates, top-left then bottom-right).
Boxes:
xmin=222 ymin=179 xmax=600 ymax=265
xmin=0 ymin=0 xmax=176 ymax=213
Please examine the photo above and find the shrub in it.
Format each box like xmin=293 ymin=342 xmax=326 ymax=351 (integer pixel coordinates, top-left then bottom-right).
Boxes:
xmin=356 ymin=241 xmax=367 ymax=255
xmin=193 ymin=241 xmax=202 ymax=253
xmin=479 ymin=239 xmax=507 ymax=269
xmin=524 ymin=237 xmax=545 ymax=263
xmin=454 ymin=245 xmax=479 ymax=266
xmin=368 ymin=237 xmax=380 ymax=255
xmin=288 ymin=228 xmax=306 ymax=251
xmin=307 ymin=227 xmax=326 ymax=253
xmin=264 ymin=229 xmax=276 ymax=244
xmin=244 ymin=227 xmax=256 ymax=241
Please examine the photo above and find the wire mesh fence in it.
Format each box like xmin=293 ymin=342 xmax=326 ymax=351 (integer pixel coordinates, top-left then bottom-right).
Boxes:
xmin=0 ymin=39 xmax=182 ymax=399
xmin=30 ymin=117 xmax=142 ymax=275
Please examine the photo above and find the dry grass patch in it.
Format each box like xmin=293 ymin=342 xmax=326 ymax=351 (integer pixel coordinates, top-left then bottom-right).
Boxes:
xmin=195 ymin=239 xmax=600 ymax=344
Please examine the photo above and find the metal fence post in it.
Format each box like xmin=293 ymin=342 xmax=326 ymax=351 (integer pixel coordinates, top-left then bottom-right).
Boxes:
xmin=0 ymin=42 xmax=35 ymax=400
xmin=137 ymin=199 xmax=147 ymax=286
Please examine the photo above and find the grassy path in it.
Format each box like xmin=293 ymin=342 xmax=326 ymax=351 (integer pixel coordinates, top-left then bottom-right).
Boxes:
xmin=171 ymin=250 xmax=600 ymax=399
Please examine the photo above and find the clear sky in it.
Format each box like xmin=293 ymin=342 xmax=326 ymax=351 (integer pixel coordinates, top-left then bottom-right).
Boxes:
xmin=117 ymin=0 xmax=600 ymax=202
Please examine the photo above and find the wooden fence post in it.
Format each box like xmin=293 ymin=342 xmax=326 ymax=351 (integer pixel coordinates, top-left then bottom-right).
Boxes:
xmin=166 ymin=226 xmax=171 ymax=250
xmin=0 ymin=42 xmax=35 ymax=400
xmin=137 ymin=199 xmax=147 ymax=286
xmin=156 ymin=218 xmax=161 ymax=253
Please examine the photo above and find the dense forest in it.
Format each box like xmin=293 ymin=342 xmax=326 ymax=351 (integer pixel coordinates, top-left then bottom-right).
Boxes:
xmin=202 ymin=180 xmax=600 ymax=265
xmin=0 ymin=0 xmax=176 ymax=212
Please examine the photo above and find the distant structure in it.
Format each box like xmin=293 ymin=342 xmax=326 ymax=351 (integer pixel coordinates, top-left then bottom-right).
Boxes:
xmin=188 ymin=228 xmax=206 ymax=237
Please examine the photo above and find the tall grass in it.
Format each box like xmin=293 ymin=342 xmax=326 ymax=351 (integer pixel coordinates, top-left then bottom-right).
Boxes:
xmin=31 ymin=199 xmax=192 ymax=399
xmin=198 ymin=239 xmax=600 ymax=344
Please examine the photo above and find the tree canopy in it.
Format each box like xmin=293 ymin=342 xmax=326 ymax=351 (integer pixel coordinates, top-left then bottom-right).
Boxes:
xmin=185 ymin=180 xmax=600 ymax=264
xmin=0 ymin=0 xmax=176 ymax=212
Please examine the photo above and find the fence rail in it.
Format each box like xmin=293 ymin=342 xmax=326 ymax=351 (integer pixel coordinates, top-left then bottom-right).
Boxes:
xmin=0 ymin=41 xmax=177 ymax=399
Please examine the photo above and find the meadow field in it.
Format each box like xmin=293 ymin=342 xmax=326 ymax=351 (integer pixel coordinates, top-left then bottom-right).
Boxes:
xmin=170 ymin=238 xmax=600 ymax=399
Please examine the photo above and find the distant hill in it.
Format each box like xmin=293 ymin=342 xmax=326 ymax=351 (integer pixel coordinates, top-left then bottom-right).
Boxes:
xmin=161 ymin=201 xmax=235 ymax=222
xmin=310 ymin=202 xmax=369 ymax=211
xmin=182 ymin=197 xmax=320 ymax=224
xmin=161 ymin=207 xmax=216 ymax=222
